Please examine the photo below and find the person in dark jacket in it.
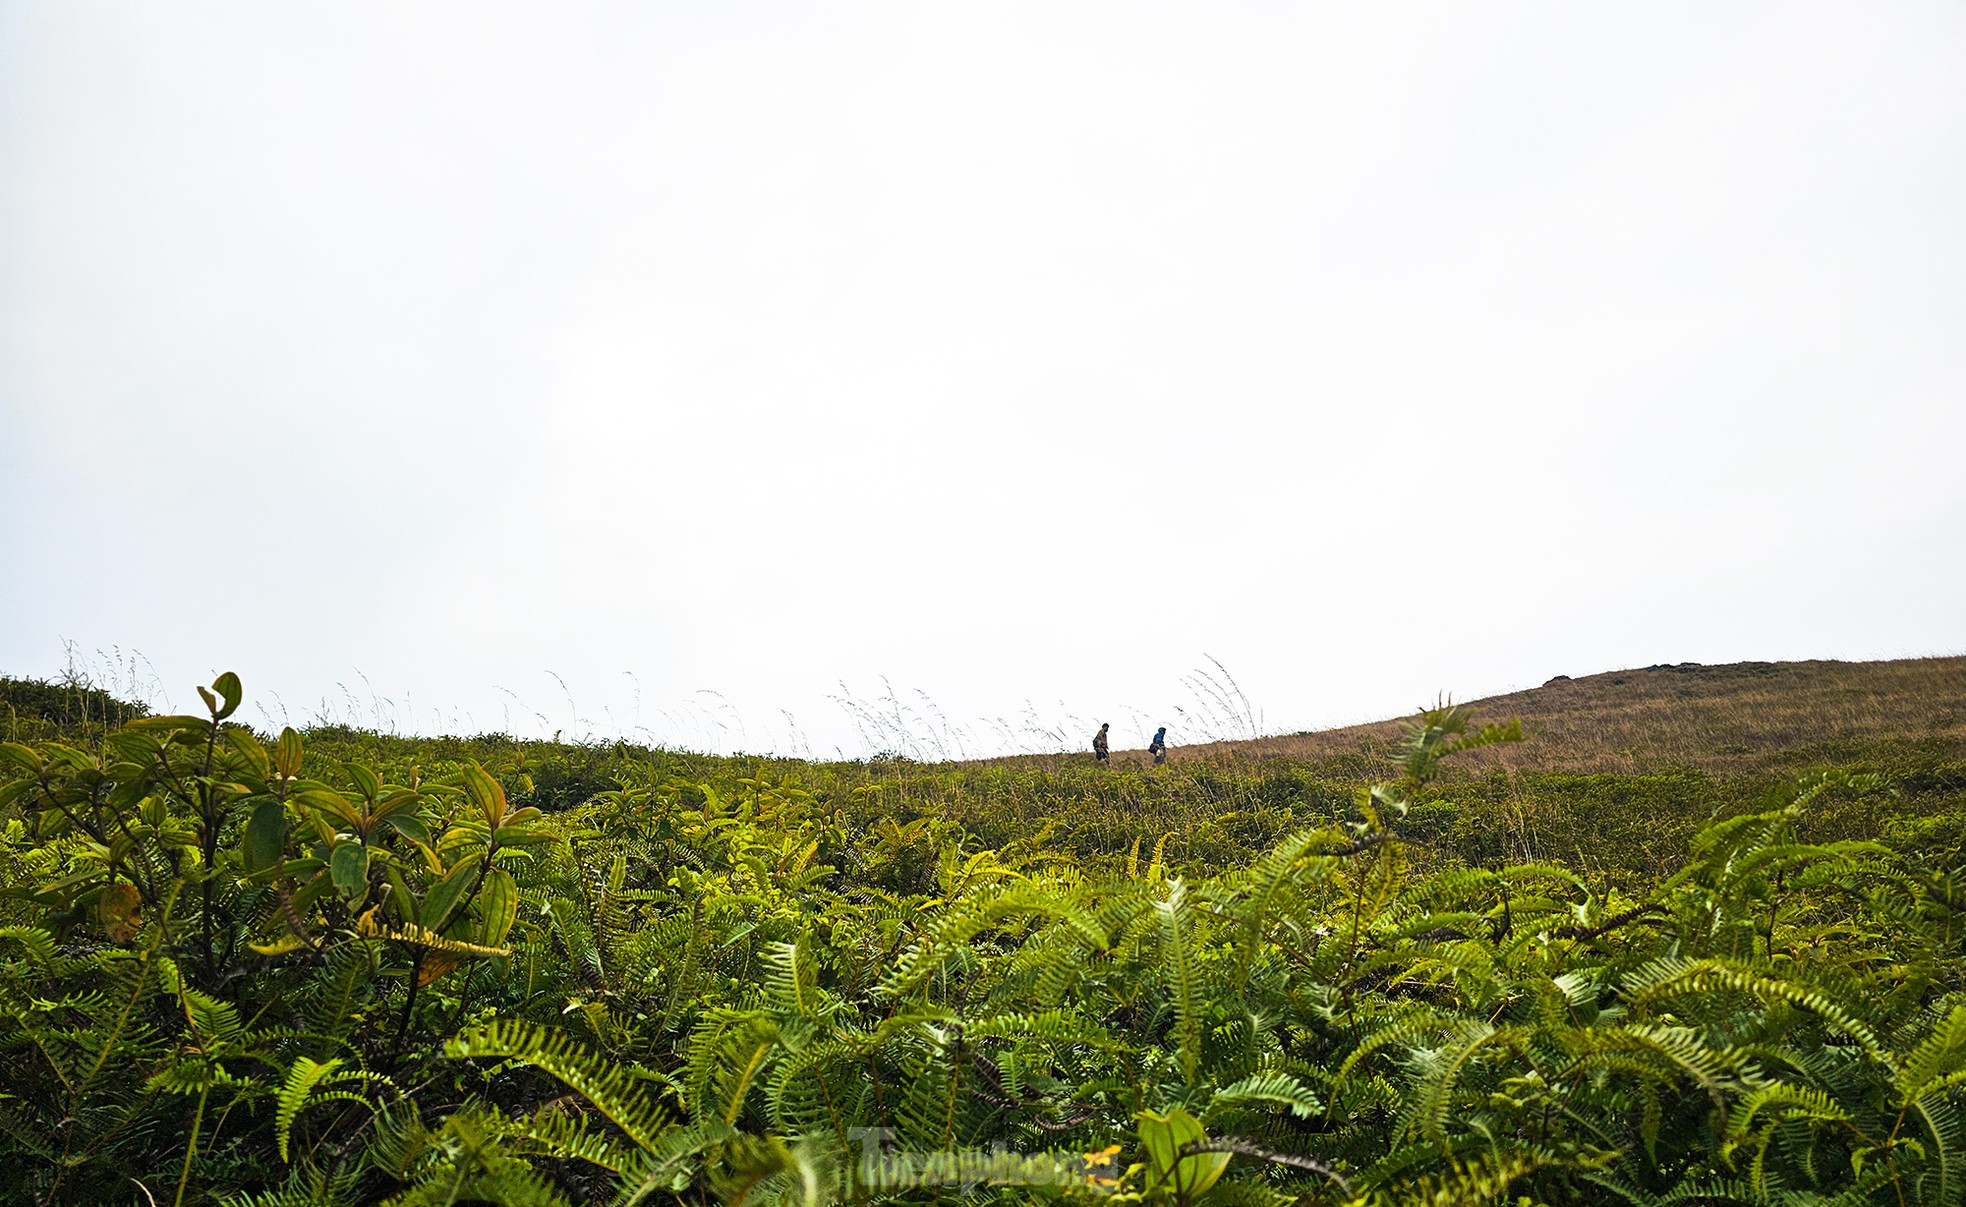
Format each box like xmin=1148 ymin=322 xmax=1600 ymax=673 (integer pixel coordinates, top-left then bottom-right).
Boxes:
xmin=1148 ymin=726 xmax=1168 ymax=766
xmin=1093 ymin=723 xmax=1110 ymax=763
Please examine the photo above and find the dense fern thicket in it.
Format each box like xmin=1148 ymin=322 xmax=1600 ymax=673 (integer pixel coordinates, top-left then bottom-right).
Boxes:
xmin=5 ymin=674 xmax=1966 ymax=1205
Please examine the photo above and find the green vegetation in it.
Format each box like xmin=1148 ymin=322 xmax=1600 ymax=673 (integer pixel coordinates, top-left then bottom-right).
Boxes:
xmin=2 ymin=666 xmax=1965 ymax=1206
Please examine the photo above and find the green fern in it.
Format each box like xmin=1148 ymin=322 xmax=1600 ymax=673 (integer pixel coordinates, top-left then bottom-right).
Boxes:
xmin=446 ymin=1020 xmax=675 ymax=1151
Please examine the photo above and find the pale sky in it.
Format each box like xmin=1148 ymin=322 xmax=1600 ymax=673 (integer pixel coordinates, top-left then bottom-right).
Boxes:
xmin=3 ymin=4 xmax=1962 ymax=757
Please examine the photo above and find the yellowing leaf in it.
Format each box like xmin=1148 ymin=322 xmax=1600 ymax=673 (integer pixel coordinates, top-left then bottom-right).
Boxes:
xmin=461 ymin=763 xmax=507 ymax=829
xmin=98 ymin=881 xmax=141 ymax=944
xmin=418 ymin=951 xmax=464 ymax=986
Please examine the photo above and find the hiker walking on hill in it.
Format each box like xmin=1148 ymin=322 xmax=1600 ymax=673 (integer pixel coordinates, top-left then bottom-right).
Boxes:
xmin=1148 ymin=726 xmax=1168 ymax=766
xmin=1093 ymin=723 xmax=1110 ymax=763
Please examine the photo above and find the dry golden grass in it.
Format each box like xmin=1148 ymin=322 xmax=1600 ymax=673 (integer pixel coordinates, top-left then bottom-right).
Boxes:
xmin=1173 ymin=656 xmax=1966 ymax=777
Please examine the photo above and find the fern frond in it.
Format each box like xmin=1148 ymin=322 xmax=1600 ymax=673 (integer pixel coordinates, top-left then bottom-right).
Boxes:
xmin=379 ymin=1107 xmax=572 ymax=1207
xmin=612 ymin=1120 xmax=738 ymax=1207
xmin=1158 ymin=878 xmax=1202 ymax=1086
xmin=0 ymin=925 xmax=56 ymax=964
xmin=1899 ymin=1003 xmax=1966 ymax=1098
xmin=1208 ymin=1070 xmax=1323 ymax=1119
xmin=446 ymin=1020 xmax=674 ymax=1152
xmin=762 ymin=936 xmax=820 ymax=1020
xmin=881 ymin=883 xmax=1104 ymax=998
xmin=683 ymin=1009 xmax=782 ymax=1125
xmin=1402 ymin=1019 xmax=1519 ymax=1149
xmin=965 ymin=1008 xmax=1126 ymax=1052
xmin=510 ymin=1104 xmax=635 ymax=1174
xmin=1623 ymin=957 xmax=1887 ymax=1066
xmin=276 ymin=1056 xmax=390 ymax=1162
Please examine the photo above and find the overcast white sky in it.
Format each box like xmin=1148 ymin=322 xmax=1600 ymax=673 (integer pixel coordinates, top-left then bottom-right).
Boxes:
xmin=3 ymin=3 xmax=1962 ymax=757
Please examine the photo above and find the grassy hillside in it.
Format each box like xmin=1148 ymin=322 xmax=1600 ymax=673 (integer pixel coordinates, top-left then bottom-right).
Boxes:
xmin=918 ymin=657 xmax=1966 ymax=879
xmin=1170 ymin=655 xmax=1966 ymax=777
xmin=7 ymin=658 xmax=1965 ymax=884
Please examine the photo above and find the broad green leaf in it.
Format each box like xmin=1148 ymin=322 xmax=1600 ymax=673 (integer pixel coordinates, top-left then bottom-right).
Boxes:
xmin=493 ymin=824 xmax=552 ymax=846
xmin=460 ymin=763 xmax=508 ymax=829
xmin=439 ymin=825 xmax=490 ymax=850
xmin=422 ymin=857 xmax=481 ymax=932
xmin=342 ymin=761 xmax=380 ymax=803
xmin=290 ymin=869 xmax=333 ymax=916
xmin=296 ymin=788 xmax=365 ymax=832
xmin=245 ymin=799 xmax=287 ymax=873
xmin=211 ymin=671 xmax=243 ymax=720
xmin=477 ymin=868 xmax=519 ymax=948
xmin=379 ymin=812 xmax=430 ymax=846
xmin=222 ymin=725 xmax=268 ymax=775
xmin=330 ymin=840 xmax=369 ymax=899
xmin=274 ymin=727 xmax=303 ymax=779
xmin=1136 ymin=1109 xmax=1229 ymax=1201
xmin=369 ymin=789 xmax=420 ymax=826
xmin=386 ymin=863 xmax=420 ymax=925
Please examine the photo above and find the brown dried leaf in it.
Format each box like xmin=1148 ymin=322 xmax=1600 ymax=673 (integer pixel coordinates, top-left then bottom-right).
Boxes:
xmin=417 ymin=951 xmax=464 ymax=986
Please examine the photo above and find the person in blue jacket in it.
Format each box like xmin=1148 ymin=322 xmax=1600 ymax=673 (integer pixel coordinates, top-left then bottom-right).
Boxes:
xmin=1148 ymin=727 xmax=1168 ymax=766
